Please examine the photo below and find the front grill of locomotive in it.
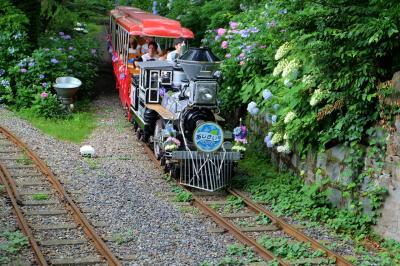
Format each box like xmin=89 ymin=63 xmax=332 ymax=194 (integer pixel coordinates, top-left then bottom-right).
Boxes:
xmin=170 ymin=47 xmax=240 ymax=191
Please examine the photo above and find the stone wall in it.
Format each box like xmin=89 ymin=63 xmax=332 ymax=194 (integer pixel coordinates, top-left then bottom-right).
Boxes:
xmin=249 ymin=116 xmax=400 ymax=241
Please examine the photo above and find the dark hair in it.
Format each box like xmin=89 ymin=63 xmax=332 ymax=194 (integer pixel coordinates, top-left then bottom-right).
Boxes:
xmin=173 ymin=38 xmax=185 ymax=46
xmin=148 ymin=41 xmax=158 ymax=50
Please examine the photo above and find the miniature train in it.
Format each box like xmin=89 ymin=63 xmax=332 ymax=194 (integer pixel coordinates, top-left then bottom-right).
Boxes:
xmin=109 ymin=7 xmax=240 ymax=191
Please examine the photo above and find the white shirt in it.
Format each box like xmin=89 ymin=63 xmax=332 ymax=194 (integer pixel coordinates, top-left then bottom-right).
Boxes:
xmin=166 ymin=50 xmax=179 ymax=62
xmin=141 ymin=42 xmax=162 ymax=54
xmin=142 ymin=53 xmax=159 ymax=61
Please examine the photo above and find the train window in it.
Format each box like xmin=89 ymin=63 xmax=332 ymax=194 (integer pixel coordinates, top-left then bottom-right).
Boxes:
xmin=160 ymin=71 xmax=172 ymax=85
xmin=150 ymin=70 xmax=159 ymax=89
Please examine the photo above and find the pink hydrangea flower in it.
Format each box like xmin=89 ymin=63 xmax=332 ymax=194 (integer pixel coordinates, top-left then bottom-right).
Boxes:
xmin=229 ymin=21 xmax=238 ymax=30
xmin=217 ymin=28 xmax=226 ymax=36
xmin=239 ymin=52 xmax=245 ymax=58
xmin=239 ymin=61 xmax=245 ymax=65
xmin=40 ymin=92 xmax=48 ymax=99
xmin=221 ymin=41 xmax=228 ymax=49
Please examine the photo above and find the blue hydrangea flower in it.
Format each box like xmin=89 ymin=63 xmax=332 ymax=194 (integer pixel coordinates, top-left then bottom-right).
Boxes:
xmin=28 ymin=62 xmax=35 ymax=67
xmin=0 ymin=69 xmax=5 ymax=77
xmin=273 ymin=103 xmax=280 ymax=110
xmin=13 ymin=32 xmax=22 ymax=39
xmin=9 ymin=47 xmax=15 ymax=54
xmin=233 ymin=127 xmax=241 ymax=136
xmin=262 ymin=89 xmax=273 ymax=100
xmin=39 ymin=74 xmax=45 ymax=79
xmin=1 ymin=79 xmax=10 ymax=87
xmin=271 ymin=115 xmax=277 ymax=124
xmin=50 ymin=58 xmax=59 ymax=64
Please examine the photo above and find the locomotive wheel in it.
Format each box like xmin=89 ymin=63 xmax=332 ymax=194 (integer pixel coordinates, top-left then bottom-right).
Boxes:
xmin=136 ymin=128 xmax=142 ymax=141
xmin=153 ymin=119 xmax=164 ymax=160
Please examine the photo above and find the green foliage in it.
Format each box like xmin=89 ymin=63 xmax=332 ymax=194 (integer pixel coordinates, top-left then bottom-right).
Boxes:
xmin=213 ymin=243 xmax=260 ymax=265
xmin=0 ymin=184 xmax=4 ymax=193
xmin=32 ymin=193 xmax=49 ymax=200
xmin=0 ymin=230 xmax=29 ymax=264
xmin=224 ymin=195 xmax=244 ymax=213
xmin=255 ymin=213 xmax=272 ymax=225
xmin=258 ymin=235 xmax=329 ymax=262
xmin=17 ymin=110 xmax=96 ymax=143
xmin=175 ymin=190 xmax=193 ymax=202
xmin=113 ymin=228 xmax=135 ymax=245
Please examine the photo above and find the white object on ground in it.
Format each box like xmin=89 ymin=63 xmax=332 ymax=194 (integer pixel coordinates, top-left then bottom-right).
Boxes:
xmin=80 ymin=145 xmax=95 ymax=157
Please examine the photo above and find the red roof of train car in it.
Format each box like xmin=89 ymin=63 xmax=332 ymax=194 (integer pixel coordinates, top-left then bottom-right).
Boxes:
xmin=111 ymin=6 xmax=194 ymax=39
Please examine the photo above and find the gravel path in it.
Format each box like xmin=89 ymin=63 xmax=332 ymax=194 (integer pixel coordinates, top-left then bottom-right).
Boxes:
xmin=0 ymin=89 xmax=236 ymax=265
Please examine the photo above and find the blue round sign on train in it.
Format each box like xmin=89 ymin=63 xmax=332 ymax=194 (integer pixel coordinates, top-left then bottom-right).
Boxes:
xmin=193 ymin=122 xmax=224 ymax=152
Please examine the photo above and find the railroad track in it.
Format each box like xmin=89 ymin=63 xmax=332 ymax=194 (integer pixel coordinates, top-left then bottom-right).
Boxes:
xmin=143 ymin=144 xmax=353 ymax=265
xmin=0 ymin=126 xmax=121 ymax=266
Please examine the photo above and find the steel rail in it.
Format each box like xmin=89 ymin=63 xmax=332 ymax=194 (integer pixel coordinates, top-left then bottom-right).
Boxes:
xmin=142 ymin=144 xmax=287 ymax=264
xmin=0 ymin=163 xmax=49 ymax=266
xmin=0 ymin=126 xmax=121 ymax=266
xmin=229 ymin=188 xmax=353 ymax=266
xmin=191 ymin=193 xmax=288 ymax=265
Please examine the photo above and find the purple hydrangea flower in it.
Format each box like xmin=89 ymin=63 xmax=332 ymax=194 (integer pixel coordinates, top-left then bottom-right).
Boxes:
xmin=41 ymin=82 xmax=47 ymax=88
xmin=229 ymin=21 xmax=238 ymax=30
xmin=159 ymin=87 xmax=166 ymax=97
xmin=39 ymin=74 xmax=45 ymax=79
xmin=59 ymin=32 xmax=65 ymax=36
xmin=225 ymin=53 xmax=231 ymax=58
xmin=20 ymin=68 xmax=27 ymax=73
xmin=68 ymin=46 xmax=74 ymax=50
xmin=28 ymin=62 xmax=35 ymax=67
xmin=239 ymin=29 xmax=250 ymax=38
xmin=91 ymin=48 xmax=97 ymax=54
xmin=50 ymin=58 xmax=59 ymax=64
xmin=63 ymin=35 xmax=71 ymax=40
xmin=214 ymin=35 xmax=221 ymax=41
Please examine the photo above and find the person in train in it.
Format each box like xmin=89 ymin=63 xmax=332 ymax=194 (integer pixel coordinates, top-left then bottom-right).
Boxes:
xmin=141 ymin=42 xmax=160 ymax=61
xmin=167 ymin=38 xmax=185 ymax=62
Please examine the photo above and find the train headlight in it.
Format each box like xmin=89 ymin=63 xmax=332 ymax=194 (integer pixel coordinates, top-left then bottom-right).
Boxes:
xmin=193 ymin=82 xmax=217 ymax=105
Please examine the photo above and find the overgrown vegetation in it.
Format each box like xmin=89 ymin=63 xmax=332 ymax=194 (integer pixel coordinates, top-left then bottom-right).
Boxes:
xmin=234 ymin=142 xmax=400 ymax=265
xmin=0 ymin=0 xmax=105 ymax=120
xmin=0 ymin=230 xmax=29 ymax=264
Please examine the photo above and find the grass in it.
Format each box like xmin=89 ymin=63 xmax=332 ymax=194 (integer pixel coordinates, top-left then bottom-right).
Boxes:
xmin=17 ymin=109 xmax=97 ymax=143
xmin=32 ymin=193 xmax=49 ymax=200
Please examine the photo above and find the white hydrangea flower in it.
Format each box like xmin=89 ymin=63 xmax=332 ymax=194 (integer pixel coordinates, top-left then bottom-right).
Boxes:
xmin=309 ymin=88 xmax=326 ymax=106
xmin=271 ymin=133 xmax=283 ymax=144
xmin=274 ymin=42 xmax=291 ymax=60
xmin=284 ymin=79 xmax=293 ymax=87
xmin=282 ymin=59 xmax=300 ymax=79
xmin=277 ymin=142 xmax=291 ymax=154
xmin=302 ymin=75 xmax=315 ymax=87
xmin=284 ymin=111 xmax=296 ymax=124
xmin=283 ymin=133 xmax=289 ymax=140
xmin=272 ymin=59 xmax=289 ymax=77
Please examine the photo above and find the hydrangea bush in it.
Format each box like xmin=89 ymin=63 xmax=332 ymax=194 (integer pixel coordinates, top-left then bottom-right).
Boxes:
xmin=0 ymin=1 xmax=100 ymax=118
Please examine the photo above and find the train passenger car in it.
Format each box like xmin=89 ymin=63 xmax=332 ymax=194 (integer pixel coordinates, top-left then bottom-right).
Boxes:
xmin=109 ymin=7 xmax=241 ymax=191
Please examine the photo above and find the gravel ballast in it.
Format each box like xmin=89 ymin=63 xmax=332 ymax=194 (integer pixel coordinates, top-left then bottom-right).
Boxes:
xmin=0 ymin=91 xmax=236 ymax=265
